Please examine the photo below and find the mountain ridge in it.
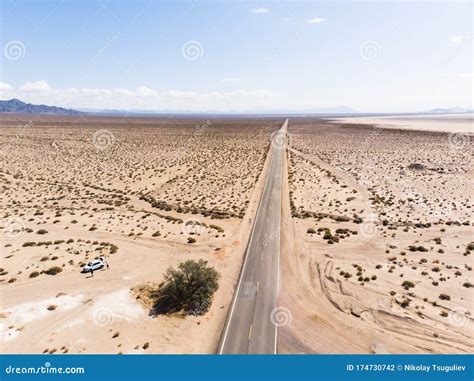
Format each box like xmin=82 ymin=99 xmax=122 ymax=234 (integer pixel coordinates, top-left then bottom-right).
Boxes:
xmin=0 ymin=99 xmax=85 ymax=115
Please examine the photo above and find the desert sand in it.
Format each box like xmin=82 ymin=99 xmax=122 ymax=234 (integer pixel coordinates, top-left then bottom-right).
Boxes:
xmin=330 ymin=114 xmax=473 ymax=134
xmin=279 ymin=118 xmax=473 ymax=353
xmin=1 ymin=114 xmax=472 ymax=354
xmin=0 ymin=114 xmax=280 ymax=354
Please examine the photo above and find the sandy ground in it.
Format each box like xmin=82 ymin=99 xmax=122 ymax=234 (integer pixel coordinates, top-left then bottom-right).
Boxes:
xmin=1 ymin=114 xmax=472 ymax=354
xmin=329 ymin=114 xmax=473 ymax=134
xmin=0 ymin=114 xmax=281 ymax=354
xmin=278 ymin=118 xmax=473 ymax=354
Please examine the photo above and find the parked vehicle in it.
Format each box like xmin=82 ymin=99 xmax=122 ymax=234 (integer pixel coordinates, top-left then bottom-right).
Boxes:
xmin=81 ymin=258 xmax=107 ymax=273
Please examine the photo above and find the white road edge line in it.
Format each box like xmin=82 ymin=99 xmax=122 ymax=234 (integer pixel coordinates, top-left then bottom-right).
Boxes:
xmin=274 ymin=118 xmax=287 ymax=354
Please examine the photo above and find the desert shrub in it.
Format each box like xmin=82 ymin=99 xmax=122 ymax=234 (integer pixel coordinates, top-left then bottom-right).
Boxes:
xmin=402 ymin=280 xmax=415 ymax=290
xmin=22 ymin=242 xmax=37 ymax=247
xmin=29 ymin=271 xmax=40 ymax=278
xmin=210 ymin=224 xmax=224 ymax=233
xmin=187 ymin=237 xmax=196 ymax=244
xmin=400 ymin=299 xmax=411 ymax=308
xmin=409 ymin=245 xmax=428 ymax=252
xmin=307 ymin=228 xmax=316 ymax=234
xmin=44 ymin=266 xmax=62 ymax=275
xmin=439 ymin=294 xmax=451 ymax=301
xmin=152 ymin=259 xmax=219 ymax=315
xmin=36 ymin=229 xmax=48 ymax=235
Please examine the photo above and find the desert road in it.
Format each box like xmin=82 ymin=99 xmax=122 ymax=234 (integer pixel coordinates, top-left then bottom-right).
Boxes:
xmin=218 ymin=119 xmax=287 ymax=354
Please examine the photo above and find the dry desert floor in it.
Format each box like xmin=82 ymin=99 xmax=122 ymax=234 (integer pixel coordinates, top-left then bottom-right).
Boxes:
xmin=279 ymin=117 xmax=473 ymax=353
xmin=1 ymin=114 xmax=472 ymax=354
xmin=0 ymin=114 xmax=280 ymax=354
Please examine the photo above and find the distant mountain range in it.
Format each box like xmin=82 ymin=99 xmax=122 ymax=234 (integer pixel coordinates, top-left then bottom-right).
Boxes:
xmin=0 ymin=99 xmax=84 ymax=115
xmin=78 ymin=105 xmax=360 ymax=115
xmin=427 ymin=107 xmax=474 ymax=114
xmin=0 ymin=98 xmax=472 ymax=116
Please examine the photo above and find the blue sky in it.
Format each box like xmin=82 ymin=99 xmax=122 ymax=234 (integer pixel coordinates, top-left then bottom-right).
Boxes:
xmin=0 ymin=0 xmax=472 ymax=112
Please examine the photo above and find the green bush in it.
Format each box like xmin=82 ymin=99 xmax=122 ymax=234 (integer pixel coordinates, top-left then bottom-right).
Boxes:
xmin=153 ymin=259 xmax=219 ymax=315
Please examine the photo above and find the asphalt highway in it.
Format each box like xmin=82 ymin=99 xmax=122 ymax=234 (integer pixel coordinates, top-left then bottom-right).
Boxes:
xmin=218 ymin=119 xmax=287 ymax=354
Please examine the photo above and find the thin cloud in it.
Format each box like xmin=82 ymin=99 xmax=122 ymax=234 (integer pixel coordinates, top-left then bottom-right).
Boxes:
xmin=0 ymin=82 xmax=13 ymax=91
xmin=0 ymin=80 xmax=275 ymax=111
xmin=251 ymin=8 xmax=269 ymax=14
xmin=19 ymin=80 xmax=52 ymax=93
xmin=450 ymin=35 xmax=473 ymax=44
xmin=221 ymin=77 xmax=242 ymax=83
xmin=305 ymin=17 xmax=325 ymax=24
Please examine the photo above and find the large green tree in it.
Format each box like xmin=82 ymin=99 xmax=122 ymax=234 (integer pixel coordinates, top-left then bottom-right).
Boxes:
xmin=154 ymin=259 xmax=219 ymax=315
